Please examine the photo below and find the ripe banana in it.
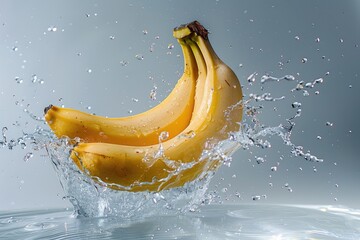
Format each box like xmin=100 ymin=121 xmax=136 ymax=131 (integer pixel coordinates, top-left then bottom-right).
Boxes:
xmin=44 ymin=38 xmax=198 ymax=146
xmin=70 ymin=21 xmax=243 ymax=192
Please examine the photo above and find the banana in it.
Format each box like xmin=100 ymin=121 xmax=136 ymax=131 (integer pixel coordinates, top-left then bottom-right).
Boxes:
xmin=44 ymin=37 xmax=198 ymax=146
xmin=70 ymin=21 xmax=243 ymax=192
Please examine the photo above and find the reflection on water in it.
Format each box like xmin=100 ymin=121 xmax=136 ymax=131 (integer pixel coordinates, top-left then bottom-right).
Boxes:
xmin=1 ymin=204 xmax=359 ymax=240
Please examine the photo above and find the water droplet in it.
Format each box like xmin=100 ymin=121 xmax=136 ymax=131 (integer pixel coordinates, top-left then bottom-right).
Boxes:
xmin=326 ymin=121 xmax=333 ymax=127
xmin=15 ymin=77 xmax=23 ymax=84
xmin=142 ymin=30 xmax=148 ymax=35
xmin=155 ymin=36 xmax=160 ymax=40
xmin=167 ymin=43 xmax=174 ymax=49
xmin=334 ymin=197 xmax=338 ymax=201
xmin=235 ymin=192 xmax=241 ymax=198
xmin=39 ymin=80 xmax=45 ymax=84
xmin=349 ymin=85 xmax=352 ymax=88
xmin=159 ymin=131 xmax=169 ymax=142
xmin=12 ymin=46 xmax=18 ymax=51
xmin=247 ymin=72 xmax=257 ymax=83
xmin=109 ymin=36 xmax=115 ymax=40
xmin=335 ymin=184 xmax=339 ymax=188
xmin=232 ymin=174 xmax=237 ymax=178
xmin=255 ymin=156 xmax=265 ymax=164
xmin=315 ymin=91 xmax=320 ymax=95
xmin=270 ymin=166 xmax=277 ymax=171
xmin=291 ymin=102 xmax=302 ymax=108
xmin=301 ymin=58 xmax=308 ymax=63
xmin=252 ymin=195 xmax=261 ymax=201
xmin=128 ymin=110 xmax=133 ymax=114
xmin=294 ymin=36 xmax=300 ymax=40
xmin=315 ymin=37 xmax=320 ymax=43
xmin=23 ymin=152 xmax=33 ymax=162
xmin=149 ymin=85 xmax=157 ymax=100
xmin=131 ymin=98 xmax=139 ymax=102
xmin=149 ymin=43 xmax=155 ymax=52
xmin=87 ymin=69 xmax=92 ymax=73
xmin=120 ymin=60 xmax=128 ymax=66
xmin=239 ymin=63 xmax=243 ymax=68
xmin=47 ymin=26 xmax=57 ymax=32
xmin=221 ymin=187 xmax=228 ymax=193
xmin=339 ymin=38 xmax=344 ymax=43
xmin=317 ymin=136 xmax=322 ymax=140
xmin=86 ymin=106 xmax=91 ymax=110
xmin=135 ymin=54 xmax=144 ymax=60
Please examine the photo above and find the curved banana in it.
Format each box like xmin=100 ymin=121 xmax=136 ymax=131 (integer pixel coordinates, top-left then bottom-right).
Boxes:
xmin=44 ymin=37 xmax=198 ymax=146
xmin=71 ymin=21 xmax=243 ymax=192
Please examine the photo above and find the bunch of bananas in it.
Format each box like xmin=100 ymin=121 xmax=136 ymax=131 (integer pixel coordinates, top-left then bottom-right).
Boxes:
xmin=45 ymin=21 xmax=243 ymax=192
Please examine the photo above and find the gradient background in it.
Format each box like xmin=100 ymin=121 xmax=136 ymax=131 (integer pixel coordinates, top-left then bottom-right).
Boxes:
xmin=0 ymin=0 xmax=359 ymax=211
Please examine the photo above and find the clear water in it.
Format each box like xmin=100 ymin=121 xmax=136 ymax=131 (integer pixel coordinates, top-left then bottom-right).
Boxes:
xmin=1 ymin=204 xmax=359 ymax=240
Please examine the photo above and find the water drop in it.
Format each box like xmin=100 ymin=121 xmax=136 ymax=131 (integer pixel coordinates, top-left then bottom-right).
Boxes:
xmin=135 ymin=54 xmax=144 ymax=60
xmin=326 ymin=121 xmax=333 ymax=127
xmin=294 ymin=36 xmax=300 ymax=40
xmin=301 ymin=58 xmax=308 ymax=63
xmin=159 ymin=131 xmax=169 ymax=142
xmin=315 ymin=90 xmax=320 ymax=95
xmin=149 ymin=85 xmax=157 ymax=100
xmin=39 ymin=80 xmax=45 ymax=84
xmin=155 ymin=36 xmax=160 ymax=40
xmin=87 ymin=69 xmax=92 ymax=73
xmin=167 ymin=43 xmax=174 ymax=49
xmin=339 ymin=38 xmax=344 ymax=43
xmin=120 ymin=60 xmax=128 ymax=66
xmin=12 ymin=46 xmax=18 ymax=51
xmin=255 ymin=156 xmax=265 ymax=164
xmin=252 ymin=195 xmax=261 ymax=201
xmin=131 ymin=98 xmax=139 ymax=102
xmin=335 ymin=184 xmax=339 ymax=188
xmin=86 ymin=106 xmax=91 ymax=110
xmin=317 ymin=136 xmax=322 ymax=140
xmin=349 ymin=85 xmax=352 ymax=88
xmin=15 ymin=77 xmax=23 ymax=84
xmin=23 ymin=152 xmax=33 ymax=162
xmin=291 ymin=102 xmax=301 ymax=108
xmin=109 ymin=36 xmax=115 ymax=40
xmin=235 ymin=192 xmax=241 ymax=198
xmin=142 ymin=30 xmax=148 ymax=35
xmin=270 ymin=166 xmax=277 ymax=171
xmin=239 ymin=63 xmax=243 ymax=68
xmin=315 ymin=37 xmax=320 ymax=43
xmin=232 ymin=174 xmax=237 ymax=178
xmin=247 ymin=72 xmax=257 ymax=83
xmin=47 ymin=26 xmax=57 ymax=32
xmin=128 ymin=110 xmax=133 ymax=114
xmin=221 ymin=187 xmax=228 ymax=193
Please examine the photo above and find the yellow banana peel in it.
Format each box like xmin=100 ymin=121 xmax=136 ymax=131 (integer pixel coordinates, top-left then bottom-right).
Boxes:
xmin=67 ymin=21 xmax=243 ymax=192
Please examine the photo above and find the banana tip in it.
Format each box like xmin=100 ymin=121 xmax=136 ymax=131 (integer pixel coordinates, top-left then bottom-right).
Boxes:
xmin=44 ymin=104 xmax=53 ymax=115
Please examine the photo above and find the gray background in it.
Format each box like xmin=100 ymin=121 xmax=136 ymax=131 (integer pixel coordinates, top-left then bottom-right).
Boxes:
xmin=0 ymin=0 xmax=359 ymax=210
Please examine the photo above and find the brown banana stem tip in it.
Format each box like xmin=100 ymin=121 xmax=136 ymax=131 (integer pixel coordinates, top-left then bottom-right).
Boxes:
xmin=175 ymin=21 xmax=209 ymax=40
xmin=44 ymin=104 xmax=53 ymax=115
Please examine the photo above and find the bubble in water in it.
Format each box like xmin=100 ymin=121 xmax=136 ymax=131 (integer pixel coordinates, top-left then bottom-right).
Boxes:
xmin=301 ymin=58 xmax=308 ymax=63
xmin=135 ymin=54 xmax=144 ymax=60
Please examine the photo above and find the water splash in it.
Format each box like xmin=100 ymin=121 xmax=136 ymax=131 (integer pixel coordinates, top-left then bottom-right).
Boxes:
xmin=1 ymin=73 xmax=324 ymax=218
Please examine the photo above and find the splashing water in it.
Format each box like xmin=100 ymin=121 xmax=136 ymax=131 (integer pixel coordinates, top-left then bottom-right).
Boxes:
xmin=1 ymin=73 xmax=324 ymax=218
